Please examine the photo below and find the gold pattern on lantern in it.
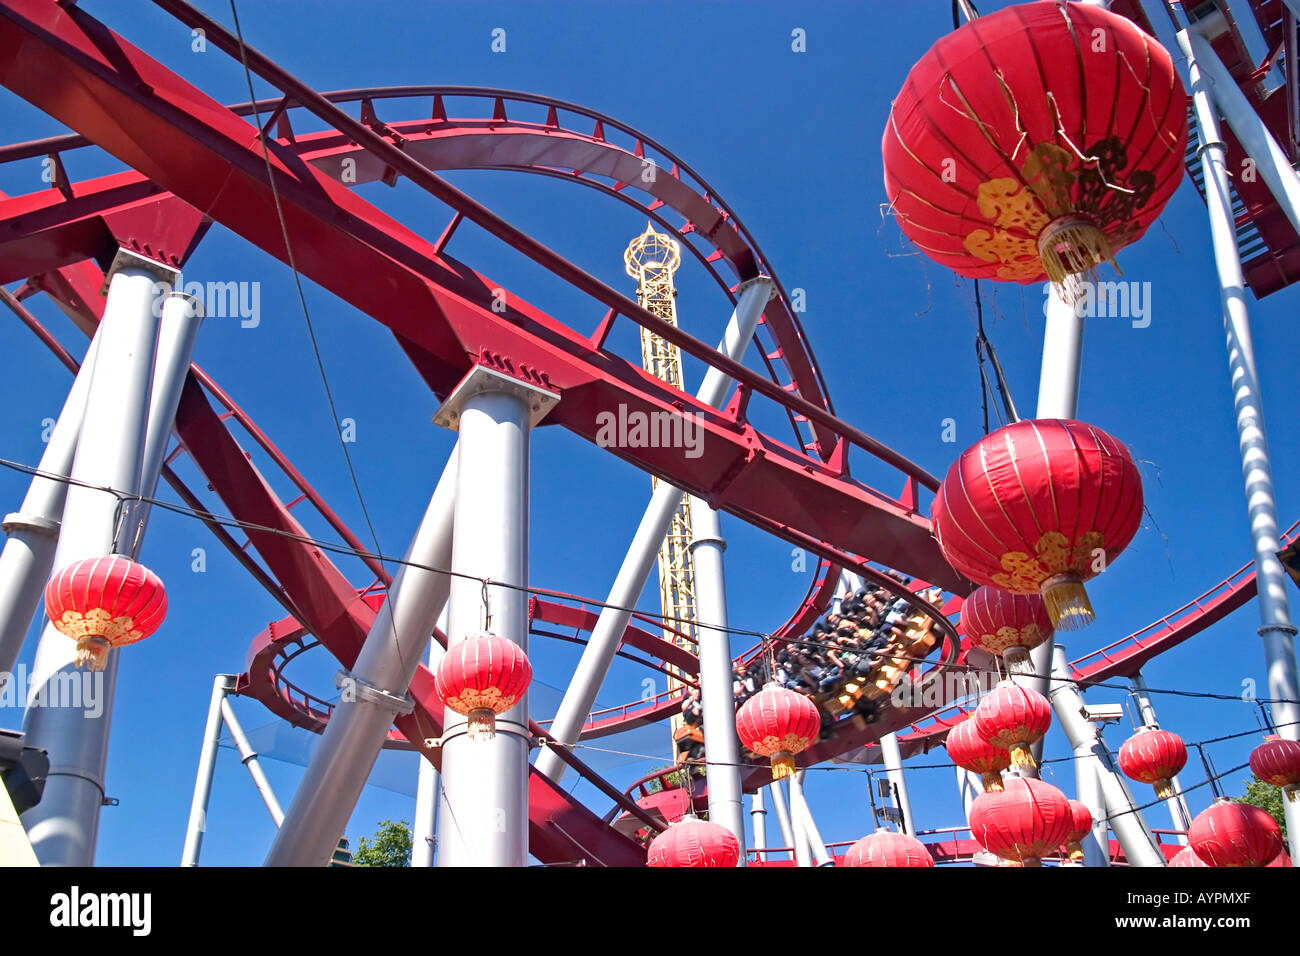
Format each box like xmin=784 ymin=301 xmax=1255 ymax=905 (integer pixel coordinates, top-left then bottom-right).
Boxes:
xmin=55 ymin=609 xmax=146 ymax=646
xmin=449 ymin=687 xmax=518 ymax=714
xmin=991 ymin=531 xmax=1106 ymax=592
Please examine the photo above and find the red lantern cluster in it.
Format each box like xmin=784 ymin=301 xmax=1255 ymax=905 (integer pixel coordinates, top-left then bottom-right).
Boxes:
xmin=945 ymin=717 xmax=1010 ymax=792
xmin=647 ymin=817 xmax=739 ymax=868
xmin=960 ymin=585 xmax=1053 ymax=672
xmin=43 ymin=554 xmax=167 ymax=671
xmin=969 ymin=775 xmax=1073 ymax=866
xmin=842 ymin=829 xmax=933 ymax=868
xmin=973 ymin=680 xmax=1052 ymax=770
xmin=1188 ymin=799 xmax=1283 ymax=868
xmin=882 ymin=1 xmax=1186 ymax=294
xmin=932 ymin=418 xmax=1144 ymax=630
xmin=1249 ymin=736 xmax=1300 ymax=803
xmin=1118 ymin=727 xmax=1188 ymax=801
xmin=434 ymin=632 xmax=531 ymax=740
xmin=735 ymin=684 xmax=821 ymax=780
xmin=1061 ymin=799 xmax=1093 ymax=864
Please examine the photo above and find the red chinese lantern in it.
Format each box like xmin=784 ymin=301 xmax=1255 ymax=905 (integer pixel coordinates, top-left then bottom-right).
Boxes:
xmin=945 ymin=716 xmax=1010 ymax=792
xmin=960 ymin=585 xmax=1053 ymax=671
xmin=969 ymin=774 xmax=1073 ymax=866
xmin=1061 ymin=799 xmax=1093 ymax=864
xmin=882 ymin=1 xmax=1186 ymax=294
xmin=1168 ymin=846 xmax=1209 ymax=868
xmin=973 ymin=680 xmax=1052 ymax=770
xmin=646 ymin=816 xmax=739 ymax=868
xmin=1188 ymin=799 xmax=1283 ymax=868
xmin=1118 ymin=727 xmax=1187 ymax=801
xmin=43 ymin=554 xmax=167 ymax=671
xmin=1268 ymin=850 xmax=1292 ymax=868
xmin=842 ymin=828 xmax=934 ymax=867
xmin=735 ymin=683 xmax=821 ymax=780
xmin=931 ymin=418 xmax=1143 ymax=630
xmin=1249 ymin=736 xmax=1300 ymax=803
xmin=434 ymin=632 xmax=531 ymax=740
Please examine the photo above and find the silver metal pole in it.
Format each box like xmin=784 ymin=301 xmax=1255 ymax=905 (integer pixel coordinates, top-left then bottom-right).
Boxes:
xmin=535 ymin=277 xmax=773 ymax=782
xmin=1181 ymin=29 xmax=1300 ymax=862
xmin=265 ymin=446 xmax=458 ymax=866
xmin=412 ymin=607 xmax=447 ymax=868
xmin=789 ymin=770 xmax=833 ymax=866
xmin=687 ymin=499 xmax=745 ymax=862
xmin=878 ymin=731 xmax=915 ymax=835
xmin=1130 ymin=673 xmax=1192 ymax=841
xmin=21 ymin=254 xmax=175 ymax=866
xmin=181 ymin=674 xmax=232 ymax=866
xmin=0 ymin=336 xmax=100 ymax=679
xmin=957 ymin=767 xmax=1000 ymax=866
xmin=220 ymin=696 xmax=284 ymax=827
xmin=766 ymin=781 xmax=796 ymax=862
xmin=750 ymin=787 xmax=767 ymax=863
xmin=437 ymin=386 xmax=539 ymax=867
xmin=1074 ymin=746 xmax=1109 ymax=867
xmin=1186 ymin=30 xmax=1300 ymax=240
xmin=1048 ymin=645 xmax=1165 ymax=866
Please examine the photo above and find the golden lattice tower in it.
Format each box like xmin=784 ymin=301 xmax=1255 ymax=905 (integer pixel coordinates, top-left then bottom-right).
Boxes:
xmin=624 ymin=224 xmax=698 ymax=737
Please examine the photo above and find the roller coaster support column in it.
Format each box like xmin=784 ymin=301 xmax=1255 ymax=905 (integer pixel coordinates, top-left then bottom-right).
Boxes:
xmin=957 ymin=768 xmax=999 ymax=866
xmin=767 ymin=781 xmax=797 ymax=862
xmin=1073 ymin=745 xmax=1109 ymax=866
xmin=879 ymin=731 xmax=916 ymax=834
xmin=1049 ymin=645 xmax=1164 ymax=866
xmin=750 ymin=788 xmax=767 ymax=859
xmin=0 ymin=335 xmax=99 ymax=680
xmin=1180 ymin=26 xmax=1300 ymax=867
xmin=688 ymin=501 xmax=745 ymax=862
xmin=790 ymin=770 xmax=833 ymax=866
xmin=437 ymin=367 xmax=557 ymax=868
xmin=220 ymin=696 xmax=283 ymax=827
xmin=535 ymin=276 xmax=773 ymax=783
xmin=21 ymin=252 xmax=177 ymax=866
xmin=1130 ymin=673 xmax=1192 ymax=841
xmin=182 ymin=674 xmax=233 ymax=866
xmin=266 ymin=445 xmax=460 ymax=866
xmin=413 ymin=609 xmax=447 ymax=868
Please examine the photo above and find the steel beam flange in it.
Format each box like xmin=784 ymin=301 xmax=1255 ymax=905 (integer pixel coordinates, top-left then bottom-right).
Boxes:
xmin=736 ymin=275 xmax=777 ymax=302
xmin=433 ymin=363 xmax=560 ymax=431
xmin=333 ymin=668 xmax=415 ymax=715
xmin=100 ymin=247 xmax=181 ymax=294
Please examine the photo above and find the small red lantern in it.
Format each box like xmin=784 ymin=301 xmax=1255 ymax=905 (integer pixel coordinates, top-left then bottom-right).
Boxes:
xmin=1118 ymin=727 xmax=1187 ymax=801
xmin=969 ymin=775 xmax=1073 ymax=866
xmin=1061 ymin=799 xmax=1093 ymax=864
xmin=735 ymin=683 xmax=821 ymax=780
xmin=931 ymin=418 xmax=1144 ymax=630
xmin=945 ymin=717 xmax=1010 ymax=792
xmin=1268 ymin=850 xmax=1292 ymax=868
xmin=842 ymin=828 xmax=933 ymax=867
xmin=43 ymin=554 xmax=167 ymax=671
xmin=646 ymin=816 xmax=739 ymax=868
xmin=973 ymin=680 xmax=1052 ymax=770
xmin=1169 ymin=846 xmax=1209 ymax=868
xmin=1188 ymin=799 xmax=1283 ymax=868
xmin=1249 ymin=736 xmax=1300 ymax=803
xmin=434 ymin=632 xmax=531 ymax=740
xmin=960 ymin=585 xmax=1053 ymax=672
xmin=882 ymin=1 xmax=1186 ymax=295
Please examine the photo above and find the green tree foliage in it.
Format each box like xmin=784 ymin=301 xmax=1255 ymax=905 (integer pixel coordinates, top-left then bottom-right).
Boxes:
xmin=352 ymin=818 xmax=412 ymax=867
xmin=1235 ymin=777 xmax=1287 ymax=841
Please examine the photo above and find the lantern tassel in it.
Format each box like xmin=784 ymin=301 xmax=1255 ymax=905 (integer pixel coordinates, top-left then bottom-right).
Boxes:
xmin=1038 ymin=215 xmax=1117 ymax=293
xmin=1154 ymin=778 xmax=1175 ymax=801
xmin=467 ymin=708 xmax=497 ymax=741
xmin=1010 ymin=743 xmax=1038 ymax=770
xmin=979 ymin=771 xmax=1005 ymax=792
xmin=1041 ymin=573 xmax=1095 ymax=631
xmin=74 ymin=636 xmax=111 ymax=672
xmin=1066 ymin=842 xmax=1085 ymax=863
xmin=1003 ymin=646 xmax=1033 ymax=675
xmin=770 ymin=753 xmax=795 ymax=780
xmin=1022 ymin=855 xmax=1043 ymax=867
xmin=1286 ymin=785 xmax=1298 ymax=804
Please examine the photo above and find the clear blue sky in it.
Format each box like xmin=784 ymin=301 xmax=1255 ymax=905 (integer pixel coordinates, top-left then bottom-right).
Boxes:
xmin=1 ymin=0 xmax=1297 ymax=865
